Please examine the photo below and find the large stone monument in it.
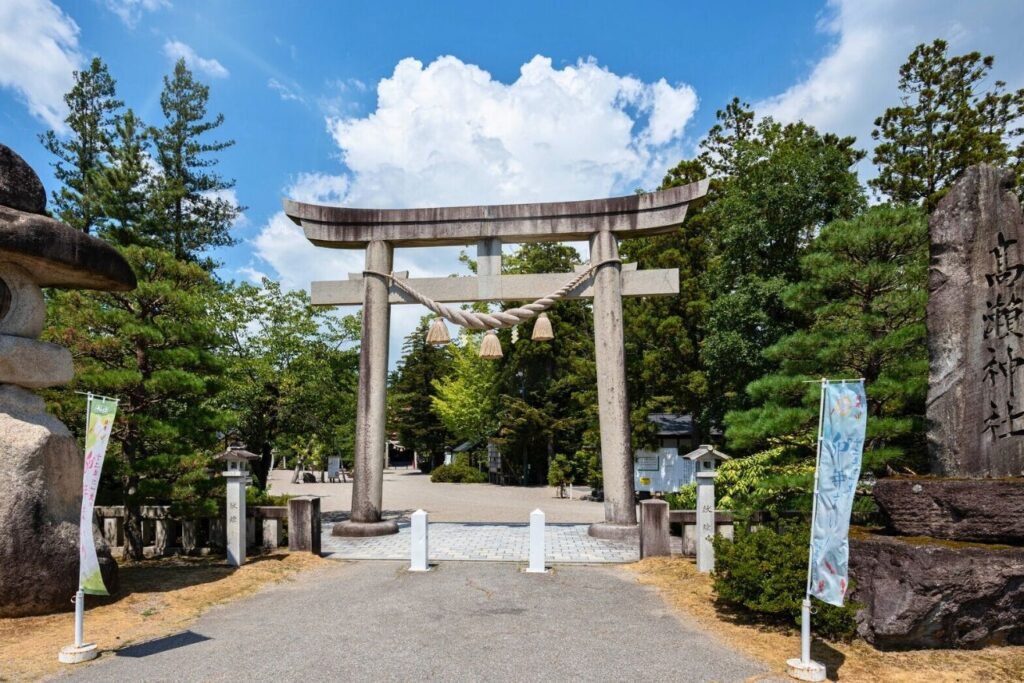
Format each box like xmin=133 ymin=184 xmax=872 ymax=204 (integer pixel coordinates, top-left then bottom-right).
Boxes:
xmin=927 ymin=164 xmax=1024 ymax=476
xmin=851 ymin=165 xmax=1024 ymax=649
xmin=0 ymin=145 xmax=135 ymax=617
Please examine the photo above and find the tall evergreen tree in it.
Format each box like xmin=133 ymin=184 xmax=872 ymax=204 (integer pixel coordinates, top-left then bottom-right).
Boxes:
xmin=42 ymin=65 xmax=242 ymax=558
xmin=495 ymin=243 xmax=595 ymax=484
xmin=94 ymin=109 xmax=154 ymax=246
xmin=871 ymin=39 xmax=1024 ymax=209
xmin=152 ymin=59 xmax=240 ymax=262
xmin=696 ymin=101 xmax=866 ymax=429
xmin=39 ymin=57 xmax=123 ymax=234
xmin=388 ymin=318 xmax=454 ymax=469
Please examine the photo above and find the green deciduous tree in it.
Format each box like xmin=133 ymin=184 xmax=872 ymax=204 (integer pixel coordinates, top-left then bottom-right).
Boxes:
xmin=871 ymin=39 xmax=1024 ymax=209
xmin=697 ymin=100 xmax=866 ymax=428
xmin=431 ymin=333 xmax=499 ymax=445
xmin=725 ymin=205 xmax=929 ymax=474
xmin=220 ymin=279 xmax=360 ymax=488
xmin=40 ymin=57 xmax=123 ymax=234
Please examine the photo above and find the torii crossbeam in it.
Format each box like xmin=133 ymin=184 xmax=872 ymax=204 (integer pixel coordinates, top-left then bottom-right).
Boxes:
xmin=286 ymin=179 xmax=708 ymax=540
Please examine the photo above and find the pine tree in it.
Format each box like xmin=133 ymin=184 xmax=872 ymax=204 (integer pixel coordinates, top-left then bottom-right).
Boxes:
xmin=152 ymin=59 xmax=240 ymax=263
xmin=724 ymin=205 xmax=929 ymax=473
xmin=39 ymin=57 xmax=123 ymax=234
xmin=45 ymin=248 xmax=229 ymax=559
xmin=871 ymin=39 xmax=1024 ymax=209
xmin=94 ymin=109 xmax=154 ymax=246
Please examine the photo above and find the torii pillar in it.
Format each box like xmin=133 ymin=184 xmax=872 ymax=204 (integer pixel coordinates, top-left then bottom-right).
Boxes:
xmin=285 ymin=180 xmax=708 ymax=538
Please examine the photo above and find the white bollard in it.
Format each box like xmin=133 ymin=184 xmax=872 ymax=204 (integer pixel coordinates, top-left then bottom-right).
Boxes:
xmin=527 ymin=508 xmax=547 ymax=573
xmin=410 ymin=509 xmax=429 ymax=571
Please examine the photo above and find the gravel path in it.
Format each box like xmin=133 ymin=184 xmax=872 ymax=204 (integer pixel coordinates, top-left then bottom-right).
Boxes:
xmin=268 ymin=467 xmax=607 ymax=524
xmin=60 ymin=561 xmax=767 ymax=683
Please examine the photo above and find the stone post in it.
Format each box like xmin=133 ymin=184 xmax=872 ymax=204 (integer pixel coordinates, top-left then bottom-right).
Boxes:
xmin=288 ymin=496 xmax=321 ymax=554
xmin=410 ymin=509 xmax=429 ymax=571
xmin=639 ymin=499 xmax=670 ymax=558
xmin=588 ymin=230 xmax=637 ymax=540
xmin=103 ymin=517 xmax=124 ymax=549
xmin=696 ymin=470 xmax=717 ymax=573
xmin=225 ymin=469 xmax=247 ymax=567
xmin=181 ymin=520 xmax=197 ymax=553
xmin=334 ymin=240 xmax=399 ymax=537
xmin=262 ymin=518 xmax=283 ymax=550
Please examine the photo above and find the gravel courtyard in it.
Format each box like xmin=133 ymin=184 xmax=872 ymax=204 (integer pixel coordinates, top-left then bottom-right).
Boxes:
xmin=268 ymin=467 xmax=607 ymax=524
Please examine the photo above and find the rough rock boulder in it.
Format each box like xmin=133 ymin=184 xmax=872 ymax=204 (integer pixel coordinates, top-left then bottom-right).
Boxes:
xmin=850 ymin=534 xmax=1024 ymax=649
xmin=0 ymin=387 xmax=117 ymax=617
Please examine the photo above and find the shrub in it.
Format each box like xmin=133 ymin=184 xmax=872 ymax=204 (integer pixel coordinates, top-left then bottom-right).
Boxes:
xmin=664 ymin=484 xmax=697 ymax=509
xmin=430 ymin=463 xmax=487 ymax=483
xmin=712 ymin=522 xmax=859 ymax=641
xmin=247 ymin=487 xmax=292 ymax=507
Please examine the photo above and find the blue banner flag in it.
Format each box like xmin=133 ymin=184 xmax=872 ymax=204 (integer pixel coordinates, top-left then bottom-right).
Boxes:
xmin=808 ymin=380 xmax=866 ymax=607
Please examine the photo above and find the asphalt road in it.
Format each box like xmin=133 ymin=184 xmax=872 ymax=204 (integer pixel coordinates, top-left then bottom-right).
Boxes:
xmin=59 ymin=561 xmax=767 ymax=682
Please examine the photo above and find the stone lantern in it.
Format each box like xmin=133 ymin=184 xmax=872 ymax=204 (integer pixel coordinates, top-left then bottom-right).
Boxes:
xmin=214 ymin=443 xmax=260 ymax=567
xmin=683 ymin=445 xmax=731 ymax=573
xmin=0 ymin=145 xmax=136 ymax=617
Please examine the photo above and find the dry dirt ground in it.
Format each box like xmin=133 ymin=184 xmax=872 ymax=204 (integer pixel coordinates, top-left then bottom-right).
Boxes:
xmin=268 ymin=466 xmax=606 ymax=523
xmin=0 ymin=551 xmax=327 ymax=682
xmin=628 ymin=557 xmax=1024 ymax=683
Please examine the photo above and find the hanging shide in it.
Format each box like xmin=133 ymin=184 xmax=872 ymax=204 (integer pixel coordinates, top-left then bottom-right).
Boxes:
xmin=426 ymin=316 xmax=451 ymax=345
xmin=531 ymin=312 xmax=554 ymax=341
xmin=479 ymin=329 xmax=503 ymax=359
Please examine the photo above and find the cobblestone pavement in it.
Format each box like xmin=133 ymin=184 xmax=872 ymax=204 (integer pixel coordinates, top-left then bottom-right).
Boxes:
xmin=321 ymin=522 xmax=639 ymax=563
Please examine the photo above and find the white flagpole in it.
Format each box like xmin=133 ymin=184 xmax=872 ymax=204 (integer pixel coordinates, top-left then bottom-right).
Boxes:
xmin=60 ymin=393 xmax=99 ymax=664
xmin=787 ymin=379 xmax=828 ymax=681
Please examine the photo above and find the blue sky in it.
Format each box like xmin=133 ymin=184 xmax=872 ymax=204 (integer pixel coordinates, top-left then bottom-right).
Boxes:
xmin=3 ymin=0 xmax=1023 ymax=362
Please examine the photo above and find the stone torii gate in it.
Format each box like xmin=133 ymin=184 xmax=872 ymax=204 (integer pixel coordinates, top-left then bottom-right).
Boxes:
xmin=285 ymin=179 xmax=707 ymax=540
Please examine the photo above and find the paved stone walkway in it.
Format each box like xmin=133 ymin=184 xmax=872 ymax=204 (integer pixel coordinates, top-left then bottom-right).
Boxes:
xmin=321 ymin=522 xmax=639 ymax=563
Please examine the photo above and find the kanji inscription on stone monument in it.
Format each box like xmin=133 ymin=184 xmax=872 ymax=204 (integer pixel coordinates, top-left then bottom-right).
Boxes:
xmin=927 ymin=165 xmax=1024 ymax=476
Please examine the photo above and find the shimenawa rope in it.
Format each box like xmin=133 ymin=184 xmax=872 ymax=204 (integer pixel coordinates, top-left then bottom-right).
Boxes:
xmin=362 ymin=258 xmax=620 ymax=331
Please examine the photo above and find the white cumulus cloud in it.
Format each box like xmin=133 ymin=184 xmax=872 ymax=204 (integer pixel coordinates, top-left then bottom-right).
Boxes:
xmin=758 ymin=0 xmax=1024 ymax=164
xmin=163 ymin=40 xmax=229 ymax=79
xmin=252 ymin=54 xmax=700 ymax=364
xmin=0 ymin=0 xmax=82 ymax=132
xmin=103 ymin=0 xmax=169 ymax=28
xmin=326 ymin=54 xmax=699 ymax=208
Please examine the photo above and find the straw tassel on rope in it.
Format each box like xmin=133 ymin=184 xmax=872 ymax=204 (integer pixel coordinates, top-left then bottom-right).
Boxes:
xmin=426 ymin=317 xmax=450 ymax=346
xmin=479 ymin=330 xmax=503 ymax=359
xmin=531 ymin=312 xmax=553 ymax=341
